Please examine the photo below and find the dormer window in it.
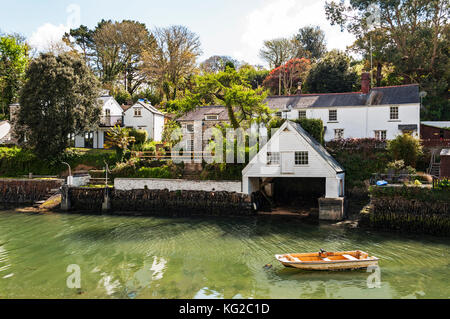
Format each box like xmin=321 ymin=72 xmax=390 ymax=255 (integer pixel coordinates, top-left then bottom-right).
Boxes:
xmin=205 ymin=115 xmax=219 ymax=121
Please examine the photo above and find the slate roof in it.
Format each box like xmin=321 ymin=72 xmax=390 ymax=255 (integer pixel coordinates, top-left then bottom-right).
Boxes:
xmin=266 ymin=84 xmax=420 ymax=110
xmin=177 ymin=106 xmax=230 ymax=121
xmin=288 ymin=121 xmax=345 ymax=174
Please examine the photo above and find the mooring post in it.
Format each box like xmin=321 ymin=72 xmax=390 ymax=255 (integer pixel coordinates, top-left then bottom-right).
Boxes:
xmin=61 ymin=184 xmax=71 ymax=211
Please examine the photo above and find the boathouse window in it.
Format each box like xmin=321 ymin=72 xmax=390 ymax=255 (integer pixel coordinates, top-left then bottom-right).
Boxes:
xmin=267 ymin=152 xmax=280 ymax=165
xmin=295 ymin=151 xmax=309 ymax=165
xmin=298 ymin=110 xmax=307 ymax=120
xmin=134 ymin=108 xmax=142 ymax=117
xmin=334 ymin=129 xmax=344 ymax=140
xmin=329 ymin=110 xmax=337 ymax=122
xmin=375 ymin=130 xmax=387 ymax=141
xmin=390 ymin=107 xmax=399 ymax=120
xmin=275 ymin=112 xmax=282 ymax=118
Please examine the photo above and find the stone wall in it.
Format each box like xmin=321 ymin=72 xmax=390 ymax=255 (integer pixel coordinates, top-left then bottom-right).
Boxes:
xmin=115 ymin=178 xmax=242 ymax=193
xmin=0 ymin=178 xmax=64 ymax=204
xmin=67 ymin=187 xmax=254 ymax=217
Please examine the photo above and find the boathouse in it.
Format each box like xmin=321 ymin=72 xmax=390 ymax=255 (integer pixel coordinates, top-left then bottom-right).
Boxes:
xmin=242 ymin=120 xmax=346 ymax=220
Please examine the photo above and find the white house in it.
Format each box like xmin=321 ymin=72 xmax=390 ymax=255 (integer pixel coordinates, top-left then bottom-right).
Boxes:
xmin=123 ymin=100 xmax=165 ymax=142
xmin=242 ymin=120 xmax=345 ymax=199
xmin=74 ymin=94 xmax=124 ymax=149
xmin=266 ymin=78 xmax=421 ymax=142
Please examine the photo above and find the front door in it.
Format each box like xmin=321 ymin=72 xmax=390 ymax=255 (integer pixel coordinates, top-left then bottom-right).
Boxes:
xmin=281 ymin=152 xmax=295 ymax=174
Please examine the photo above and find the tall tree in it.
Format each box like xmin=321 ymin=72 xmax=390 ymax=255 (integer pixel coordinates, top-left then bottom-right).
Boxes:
xmin=65 ymin=20 xmax=155 ymax=93
xmin=305 ymin=50 xmax=358 ymax=93
xmin=263 ymin=58 xmax=312 ymax=95
xmin=259 ymin=38 xmax=300 ymax=68
xmin=142 ymin=25 xmax=202 ymax=101
xmin=18 ymin=53 xmax=101 ymax=158
xmin=166 ymin=67 xmax=271 ymax=129
xmin=200 ymin=56 xmax=239 ymax=74
xmin=0 ymin=34 xmax=29 ymax=116
xmin=295 ymin=25 xmax=327 ymax=60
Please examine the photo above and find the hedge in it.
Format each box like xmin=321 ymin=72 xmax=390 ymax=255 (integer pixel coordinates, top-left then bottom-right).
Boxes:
xmin=0 ymin=147 xmax=116 ymax=177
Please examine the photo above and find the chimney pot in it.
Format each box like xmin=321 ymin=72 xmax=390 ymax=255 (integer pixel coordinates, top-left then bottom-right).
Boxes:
xmin=296 ymin=82 xmax=303 ymax=95
xmin=361 ymin=72 xmax=371 ymax=94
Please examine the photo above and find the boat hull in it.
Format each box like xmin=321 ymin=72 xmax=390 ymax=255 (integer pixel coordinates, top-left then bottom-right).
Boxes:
xmin=275 ymin=251 xmax=379 ymax=271
xmin=279 ymin=259 xmax=379 ymax=271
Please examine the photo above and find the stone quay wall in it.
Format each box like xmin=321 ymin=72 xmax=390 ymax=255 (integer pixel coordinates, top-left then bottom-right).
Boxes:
xmin=67 ymin=187 xmax=255 ymax=217
xmin=0 ymin=178 xmax=64 ymax=204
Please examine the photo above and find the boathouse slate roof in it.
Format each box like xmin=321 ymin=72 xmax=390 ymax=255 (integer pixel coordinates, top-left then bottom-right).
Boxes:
xmin=266 ymin=84 xmax=420 ymax=110
xmin=177 ymin=106 xmax=230 ymax=122
xmin=288 ymin=121 xmax=345 ymax=174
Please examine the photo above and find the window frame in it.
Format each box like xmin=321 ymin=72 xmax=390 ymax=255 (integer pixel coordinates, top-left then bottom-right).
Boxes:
xmin=185 ymin=124 xmax=195 ymax=133
xmin=334 ymin=129 xmax=344 ymax=140
xmin=134 ymin=108 xmax=142 ymax=117
xmin=267 ymin=152 xmax=280 ymax=165
xmin=298 ymin=110 xmax=307 ymax=120
xmin=205 ymin=115 xmax=219 ymax=121
xmin=390 ymin=106 xmax=399 ymax=120
xmin=329 ymin=109 xmax=338 ymax=122
xmin=295 ymin=151 xmax=309 ymax=166
xmin=375 ymin=130 xmax=387 ymax=141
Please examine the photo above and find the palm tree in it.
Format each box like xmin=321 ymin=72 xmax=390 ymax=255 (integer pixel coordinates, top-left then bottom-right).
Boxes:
xmin=105 ymin=126 xmax=136 ymax=161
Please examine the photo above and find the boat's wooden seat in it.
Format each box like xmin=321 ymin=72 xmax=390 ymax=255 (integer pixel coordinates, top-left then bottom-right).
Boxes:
xmin=343 ymin=254 xmax=358 ymax=261
xmin=292 ymin=257 xmax=301 ymax=262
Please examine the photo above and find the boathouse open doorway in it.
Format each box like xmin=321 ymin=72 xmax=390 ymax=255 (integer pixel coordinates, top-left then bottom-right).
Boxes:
xmin=271 ymin=177 xmax=326 ymax=207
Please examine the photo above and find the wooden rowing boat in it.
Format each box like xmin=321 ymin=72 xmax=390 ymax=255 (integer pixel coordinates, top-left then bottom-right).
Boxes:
xmin=275 ymin=250 xmax=379 ymax=270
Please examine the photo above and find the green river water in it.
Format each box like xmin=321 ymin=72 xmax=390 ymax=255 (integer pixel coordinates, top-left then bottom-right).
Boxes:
xmin=0 ymin=210 xmax=448 ymax=299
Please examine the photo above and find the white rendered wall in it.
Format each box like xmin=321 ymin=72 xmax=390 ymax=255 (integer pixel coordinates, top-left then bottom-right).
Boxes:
xmin=123 ymin=105 xmax=166 ymax=141
xmin=280 ymin=104 xmax=420 ymax=141
xmin=153 ymin=114 xmax=165 ymax=142
xmin=115 ymin=178 xmax=242 ymax=193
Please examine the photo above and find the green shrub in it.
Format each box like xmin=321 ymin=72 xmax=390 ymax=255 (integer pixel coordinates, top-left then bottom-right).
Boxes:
xmin=129 ymin=128 xmax=149 ymax=145
xmin=0 ymin=147 xmax=116 ymax=177
xmin=292 ymin=118 xmax=324 ymax=144
xmin=267 ymin=117 xmax=325 ymax=144
xmin=387 ymin=134 xmax=423 ymax=168
xmin=325 ymin=139 xmax=391 ymax=190
xmin=369 ymin=185 xmax=450 ymax=203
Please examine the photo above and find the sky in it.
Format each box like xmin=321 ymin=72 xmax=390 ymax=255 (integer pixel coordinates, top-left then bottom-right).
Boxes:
xmin=0 ymin=0 xmax=356 ymax=67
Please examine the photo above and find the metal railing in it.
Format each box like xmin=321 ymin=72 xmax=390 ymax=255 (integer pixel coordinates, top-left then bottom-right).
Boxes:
xmin=133 ymin=151 xmax=216 ymax=162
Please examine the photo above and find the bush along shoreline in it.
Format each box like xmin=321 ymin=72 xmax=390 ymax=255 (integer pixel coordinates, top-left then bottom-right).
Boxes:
xmin=360 ymin=186 xmax=450 ymax=237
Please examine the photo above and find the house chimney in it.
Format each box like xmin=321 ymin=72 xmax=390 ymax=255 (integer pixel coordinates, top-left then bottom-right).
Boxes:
xmin=296 ymin=82 xmax=303 ymax=95
xmin=361 ymin=72 xmax=371 ymax=94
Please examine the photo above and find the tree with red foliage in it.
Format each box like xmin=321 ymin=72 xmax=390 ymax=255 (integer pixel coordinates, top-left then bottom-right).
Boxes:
xmin=263 ymin=58 xmax=311 ymax=95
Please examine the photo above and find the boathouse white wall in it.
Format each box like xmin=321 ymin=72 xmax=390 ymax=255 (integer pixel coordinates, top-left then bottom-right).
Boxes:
xmin=242 ymin=121 xmax=345 ymax=199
